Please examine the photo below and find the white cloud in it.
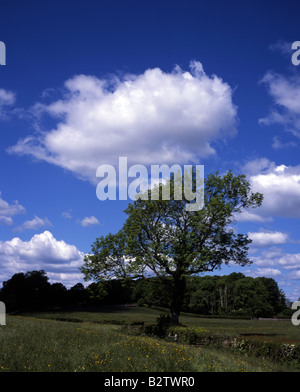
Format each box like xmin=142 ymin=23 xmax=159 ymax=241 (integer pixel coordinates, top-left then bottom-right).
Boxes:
xmin=259 ymin=72 xmax=300 ymax=140
xmin=252 ymin=248 xmax=284 ymax=267
xmin=272 ymin=136 xmax=297 ymax=150
xmin=0 ymin=231 xmax=84 ymax=287
xmin=251 ymin=163 xmax=300 ymax=218
xmin=242 ymin=157 xmax=275 ymax=175
xmin=277 ymin=254 xmax=300 ymax=270
xmin=237 ymin=159 xmax=300 ymax=220
xmin=80 ymin=216 xmax=100 ymax=227
xmin=248 ymin=230 xmax=289 ymax=247
xmin=0 ymin=88 xmax=15 ymax=105
xmin=269 ymin=40 xmax=293 ymax=57
xmin=8 ymin=61 xmax=237 ymax=183
xmin=252 ymin=248 xmax=300 ymax=273
xmin=0 ymin=192 xmax=25 ymax=225
xmin=245 ymin=267 xmax=282 ymax=278
xmin=0 ymin=88 xmax=15 ymax=119
xmin=15 ymin=215 xmax=51 ymax=231
xmin=235 ymin=210 xmax=272 ymax=223
xmin=0 ymin=216 xmax=13 ymax=225
xmin=288 ymin=270 xmax=300 ymax=280
xmin=62 ymin=210 xmax=72 ymax=219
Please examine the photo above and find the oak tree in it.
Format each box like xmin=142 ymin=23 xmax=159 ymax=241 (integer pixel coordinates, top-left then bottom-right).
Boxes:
xmin=81 ymin=170 xmax=263 ymax=324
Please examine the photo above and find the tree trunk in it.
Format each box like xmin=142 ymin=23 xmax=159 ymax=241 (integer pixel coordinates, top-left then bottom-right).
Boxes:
xmin=171 ymin=310 xmax=180 ymax=325
xmin=219 ymin=287 xmax=224 ymax=307
xmin=170 ymin=274 xmax=186 ymax=325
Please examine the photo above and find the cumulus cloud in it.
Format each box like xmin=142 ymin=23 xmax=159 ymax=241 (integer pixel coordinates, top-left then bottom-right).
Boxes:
xmin=251 ymin=163 xmax=300 ymax=218
xmin=0 ymin=231 xmax=84 ymax=287
xmin=0 ymin=192 xmax=25 ymax=225
xmin=237 ymin=158 xmax=300 ymax=220
xmin=80 ymin=216 xmax=100 ymax=227
xmin=8 ymin=61 xmax=237 ymax=183
xmin=15 ymin=215 xmax=51 ymax=232
xmin=248 ymin=230 xmax=288 ymax=247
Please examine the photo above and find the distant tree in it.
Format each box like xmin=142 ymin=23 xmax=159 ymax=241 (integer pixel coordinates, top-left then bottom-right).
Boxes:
xmin=50 ymin=282 xmax=67 ymax=307
xmin=131 ymin=278 xmax=172 ymax=308
xmin=86 ymin=282 xmax=108 ymax=306
xmin=0 ymin=272 xmax=26 ymax=311
xmin=232 ymin=277 xmax=274 ymax=317
xmin=68 ymin=283 xmax=88 ymax=306
xmin=0 ymin=270 xmax=51 ymax=311
xmin=255 ymin=277 xmax=286 ymax=315
xmin=191 ymin=276 xmax=222 ymax=314
xmin=81 ymin=170 xmax=263 ymax=324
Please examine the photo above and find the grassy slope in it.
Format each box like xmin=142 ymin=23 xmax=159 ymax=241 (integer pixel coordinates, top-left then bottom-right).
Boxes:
xmin=0 ymin=307 xmax=299 ymax=372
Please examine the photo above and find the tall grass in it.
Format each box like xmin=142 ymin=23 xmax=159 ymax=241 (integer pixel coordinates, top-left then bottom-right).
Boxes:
xmin=0 ymin=316 xmax=286 ymax=372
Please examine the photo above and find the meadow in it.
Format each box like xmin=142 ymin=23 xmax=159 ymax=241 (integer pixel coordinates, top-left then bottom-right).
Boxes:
xmin=0 ymin=307 xmax=299 ymax=372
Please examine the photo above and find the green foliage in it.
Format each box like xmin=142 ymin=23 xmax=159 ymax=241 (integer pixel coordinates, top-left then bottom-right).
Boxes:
xmin=143 ymin=314 xmax=174 ymax=338
xmin=169 ymin=326 xmax=210 ymax=345
xmin=0 ymin=270 xmax=91 ymax=312
xmin=165 ymin=325 xmax=300 ymax=369
xmin=0 ymin=270 xmax=52 ymax=311
xmin=131 ymin=277 xmax=172 ymax=308
xmin=132 ymin=273 xmax=287 ymax=318
xmin=81 ymin=170 xmax=263 ymax=324
xmin=233 ymin=339 xmax=300 ymax=365
xmin=0 ymin=268 xmax=288 ymax=319
xmin=86 ymin=279 xmax=133 ymax=306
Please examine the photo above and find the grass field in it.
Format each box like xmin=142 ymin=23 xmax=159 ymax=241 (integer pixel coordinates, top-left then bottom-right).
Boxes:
xmin=0 ymin=306 xmax=299 ymax=372
xmin=22 ymin=306 xmax=300 ymax=343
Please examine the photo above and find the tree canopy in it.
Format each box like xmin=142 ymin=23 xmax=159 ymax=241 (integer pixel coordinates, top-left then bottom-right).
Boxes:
xmin=81 ymin=169 xmax=263 ymax=323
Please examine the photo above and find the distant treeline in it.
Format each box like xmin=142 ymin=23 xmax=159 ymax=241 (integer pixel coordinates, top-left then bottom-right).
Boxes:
xmin=130 ymin=273 xmax=289 ymax=318
xmin=0 ymin=271 xmax=89 ymax=313
xmin=0 ymin=270 xmax=291 ymax=317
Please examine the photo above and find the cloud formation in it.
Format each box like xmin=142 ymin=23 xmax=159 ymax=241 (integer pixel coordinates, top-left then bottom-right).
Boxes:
xmin=245 ymin=267 xmax=282 ymax=278
xmin=248 ymin=230 xmax=288 ymax=247
xmin=62 ymin=210 xmax=72 ymax=219
xmin=238 ymin=159 xmax=300 ymax=220
xmin=80 ymin=216 xmax=100 ymax=227
xmin=0 ymin=88 xmax=15 ymax=119
xmin=0 ymin=231 xmax=84 ymax=287
xmin=269 ymin=40 xmax=293 ymax=57
xmin=250 ymin=248 xmax=300 ymax=278
xmin=15 ymin=215 xmax=51 ymax=232
xmin=8 ymin=61 xmax=237 ymax=183
xmin=259 ymin=71 xmax=300 ymax=141
xmin=0 ymin=193 xmax=25 ymax=225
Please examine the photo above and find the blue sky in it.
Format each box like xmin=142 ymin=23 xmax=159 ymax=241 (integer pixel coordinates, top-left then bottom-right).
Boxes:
xmin=0 ymin=0 xmax=300 ymax=300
